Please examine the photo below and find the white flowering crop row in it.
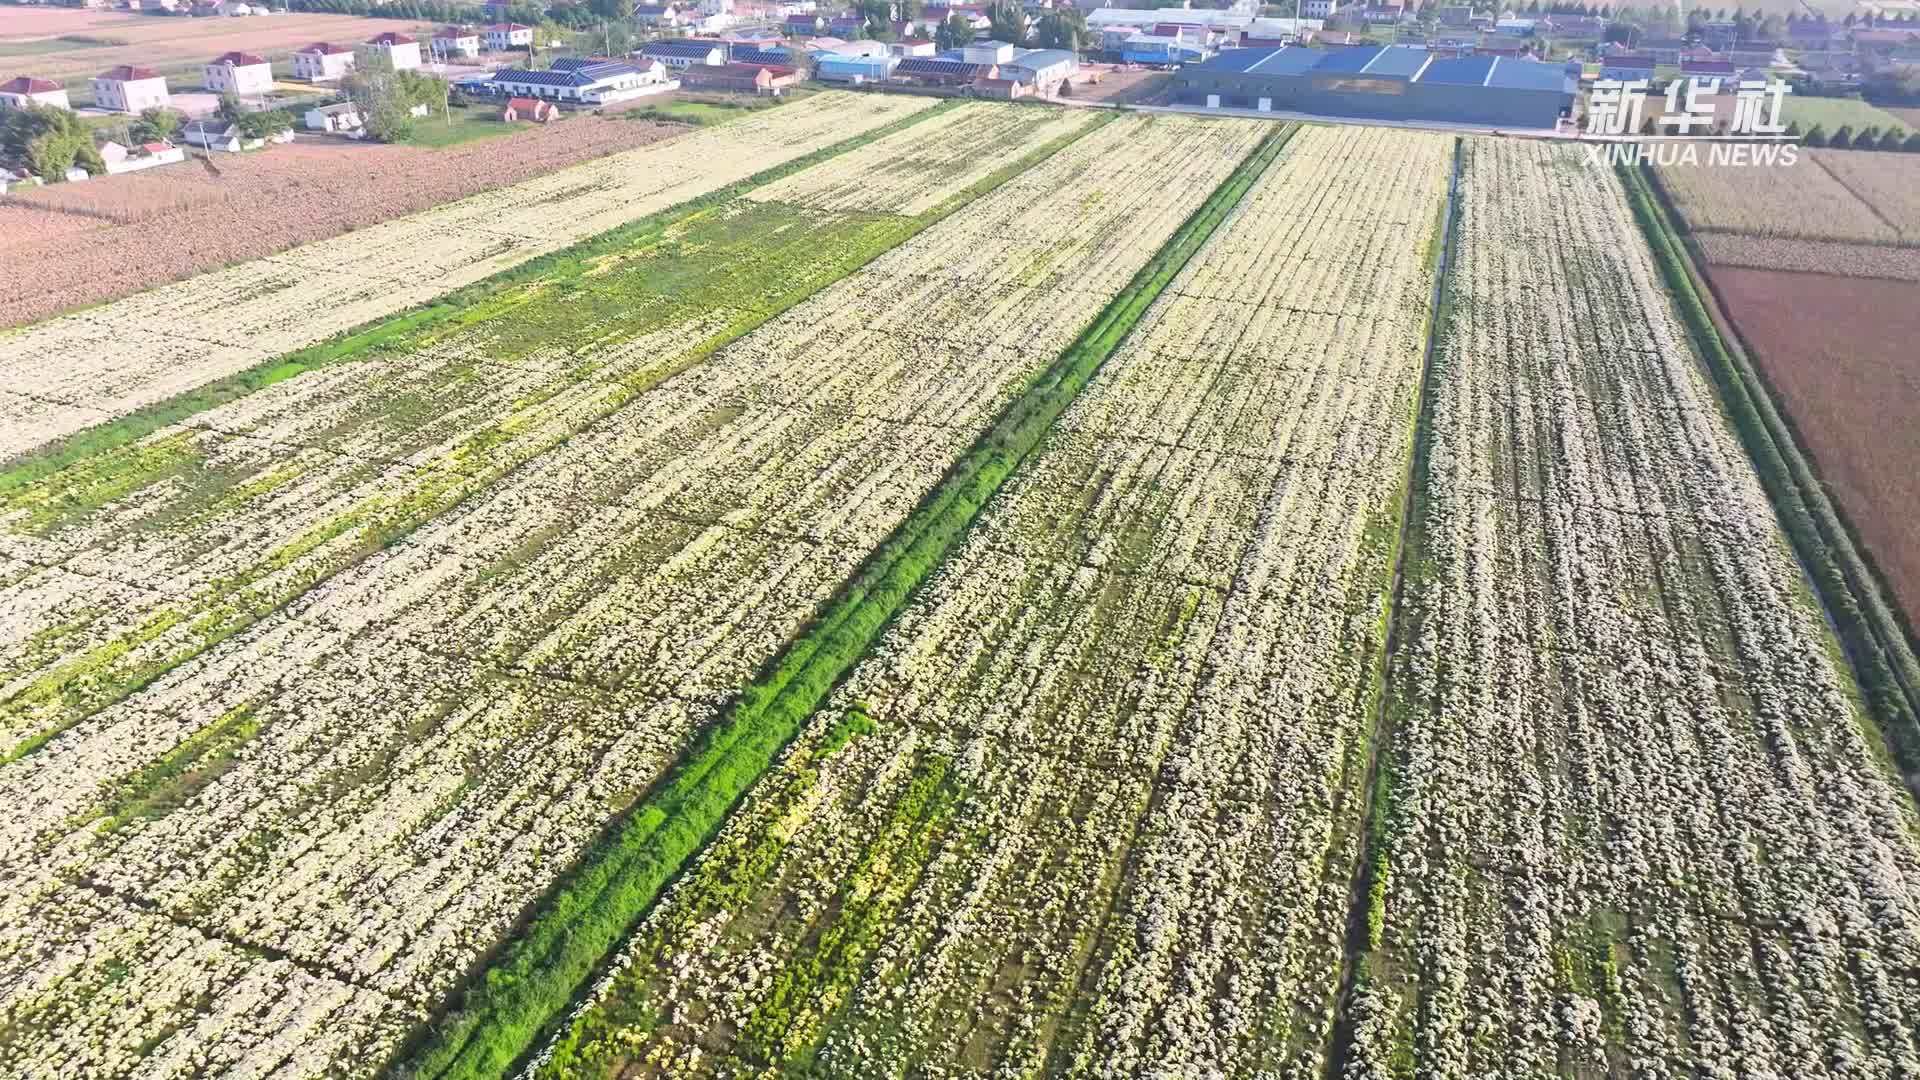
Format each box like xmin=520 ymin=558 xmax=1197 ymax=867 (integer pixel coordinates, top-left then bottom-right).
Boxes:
xmin=0 ymin=92 xmax=938 ymax=460
xmin=529 ymin=125 xmax=1455 ymax=1080
xmin=0 ymin=113 xmax=1268 ymax=1077
xmin=747 ymin=101 xmax=1097 ymax=216
xmin=1344 ymin=138 xmax=1920 ymax=1079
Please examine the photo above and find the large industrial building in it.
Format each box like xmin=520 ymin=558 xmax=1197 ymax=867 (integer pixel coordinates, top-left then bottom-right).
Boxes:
xmin=1174 ymin=46 xmax=1575 ymax=128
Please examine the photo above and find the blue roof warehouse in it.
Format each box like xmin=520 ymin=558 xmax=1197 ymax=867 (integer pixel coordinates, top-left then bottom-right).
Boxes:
xmin=1174 ymin=46 xmax=1575 ymax=129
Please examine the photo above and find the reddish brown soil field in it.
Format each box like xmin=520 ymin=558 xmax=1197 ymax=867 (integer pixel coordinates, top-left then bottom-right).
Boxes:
xmin=0 ymin=116 xmax=688 ymax=327
xmin=1710 ymin=265 xmax=1920 ymax=630
xmin=0 ymin=7 xmax=436 ymax=86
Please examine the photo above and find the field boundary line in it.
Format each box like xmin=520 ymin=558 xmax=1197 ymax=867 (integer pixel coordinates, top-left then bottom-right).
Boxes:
xmin=391 ymin=120 xmax=1301 ymax=1080
xmin=1621 ymin=161 xmax=1920 ymax=792
xmin=0 ymin=98 xmax=963 ymax=491
xmin=1320 ymin=133 xmax=1462 ymax=1080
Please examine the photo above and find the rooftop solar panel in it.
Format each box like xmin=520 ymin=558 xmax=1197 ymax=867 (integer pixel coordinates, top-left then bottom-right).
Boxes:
xmin=1484 ymin=56 xmax=1574 ymax=91
xmin=1247 ymin=46 xmax=1325 ymax=75
xmin=1199 ymin=46 xmax=1285 ymax=72
xmin=1363 ymin=45 xmax=1433 ymax=77
xmin=1417 ymin=54 xmax=1497 ymax=84
xmin=1312 ymin=45 xmax=1385 ymax=73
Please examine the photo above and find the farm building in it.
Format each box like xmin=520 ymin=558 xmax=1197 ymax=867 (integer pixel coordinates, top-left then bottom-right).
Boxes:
xmin=90 ymin=66 xmax=169 ymax=114
xmin=0 ymin=76 xmax=69 ymax=110
xmin=892 ymin=57 xmax=996 ymax=85
xmin=203 ymin=52 xmax=273 ymax=96
xmin=730 ymin=46 xmax=800 ymax=68
xmin=304 ymin=100 xmax=362 ymax=132
xmin=293 ymin=43 xmax=356 ymax=82
xmin=890 ymin=38 xmax=937 ymax=57
xmin=502 ymin=96 xmax=557 ymax=121
xmin=681 ymin=62 xmax=800 ymax=93
xmin=1001 ymin=47 xmax=1076 ymax=92
xmin=638 ymin=39 xmax=726 ymax=68
xmin=632 ymin=3 xmax=689 ymax=26
xmin=491 ymin=59 xmax=667 ymax=104
xmin=1122 ymin=34 xmax=1208 ymax=65
xmin=363 ymin=32 xmax=423 ymax=71
xmin=1598 ymin=54 xmax=1654 ymax=81
xmin=1175 ymin=46 xmax=1574 ymax=128
xmin=815 ymin=54 xmax=896 ymax=83
xmin=971 ymin=75 xmax=1026 ymax=98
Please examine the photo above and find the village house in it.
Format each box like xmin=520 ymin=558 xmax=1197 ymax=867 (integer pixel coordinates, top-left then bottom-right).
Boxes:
xmin=680 ymin=60 xmax=798 ymax=92
xmin=490 ymin=57 xmax=669 ymax=104
xmin=0 ymin=76 xmax=69 ymax=110
xmin=90 ymin=66 xmax=170 ymax=114
xmin=1598 ymin=53 xmax=1655 ymax=82
xmin=362 ymin=31 xmax=423 ymax=71
xmin=303 ymin=100 xmax=362 ymax=132
xmin=182 ymin=118 xmax=244 ymax=153
xmin=432 ymin=27 xmax=482 ymax=59
xmin=203 ymin=52 xmax=273 ymax=96
xmin=632 ymin=3 xmax=688 ymax=26
xmin=292 ymin=42 xmax=356 ymax=82
xmin=485 ymin=23 xmax=536 ymax=51
xmin=99 ymin=139 xmax=184 ymax=174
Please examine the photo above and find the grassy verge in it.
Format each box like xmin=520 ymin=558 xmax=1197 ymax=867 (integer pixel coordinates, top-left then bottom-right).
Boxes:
xmin=0 ymin=97 xmax=962 ymax=489
xmin=395 ymin=120 xmax=1301 ymax=1080
xmin=1618 ymin=162 xmax=1920 ymax=786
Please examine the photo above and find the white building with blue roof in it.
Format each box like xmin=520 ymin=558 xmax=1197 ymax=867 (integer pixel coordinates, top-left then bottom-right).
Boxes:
xmin=490 ymin=58 xmax=670 ymax=105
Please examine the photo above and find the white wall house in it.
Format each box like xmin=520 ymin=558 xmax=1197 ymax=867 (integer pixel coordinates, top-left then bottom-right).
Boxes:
xmin=484 ymin=23 xmax=535 ymax=51
xmin=0 ymin=76 xmax=69 ymax=110
xmin=203 ymin=52 xmax=274 ymax=96
xmin=362 ymin=32 xmax=423 ymax=71
xmin=292 ymin=42 xmax=356 ymax=82
xmin=637 ymin=39 xmax=726 ymax=67
xmin=432 ymin=27 xmax=482 ymax=59
xmin=90 ymin=66 xmax=170 ymax=114
xmin=304 ymin=100 xmax=363 ymax=132
xmin=99 ymin=140 xmax=185 ymax=174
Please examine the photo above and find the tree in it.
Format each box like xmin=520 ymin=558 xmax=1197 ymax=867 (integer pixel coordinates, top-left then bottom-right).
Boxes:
xmin=237 ymin=107 xmax=294 ymax=139
xmin=987 ymin=0 xmax=1029 ymax=43
xmin=129 ymin=106 xmax=184 ymax=144
xmin=1904 ymin=131 xmax=1920 ymax=152
xmin=344 ymin=60 xmax=447 ymax=142
xmin=1830 ymin=123 xmax=1853 ymax=148
xmin=1035 ymin=8 xmax=1088 ymax=50
xmin=1878 ymin=128 xmax=1905 ymax=151
xmin=935 ymin=11 xmax=975 ymax=48
xmin=1802 ymin=122 xmax=1826 ymax=146
xmin=1 ymin=105 xmax=102 ymax=181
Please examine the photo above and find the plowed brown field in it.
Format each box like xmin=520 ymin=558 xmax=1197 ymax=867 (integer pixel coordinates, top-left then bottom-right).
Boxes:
xmin=1710 ymin=265 xmax=1920 ymax=630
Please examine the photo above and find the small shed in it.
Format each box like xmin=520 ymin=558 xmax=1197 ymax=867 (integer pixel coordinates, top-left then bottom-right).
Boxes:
xmin=502 ymin=96 xmax=557 ymax=121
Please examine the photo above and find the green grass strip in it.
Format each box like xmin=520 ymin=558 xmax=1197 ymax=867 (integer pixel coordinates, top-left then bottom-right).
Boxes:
xmin=0 ymin=98 xmax=964 ymax=492
xmin=1617 ymin=161 xmax=1920 ymax=784
xmin=395 ymin=120 xmax=1300 ymax=1080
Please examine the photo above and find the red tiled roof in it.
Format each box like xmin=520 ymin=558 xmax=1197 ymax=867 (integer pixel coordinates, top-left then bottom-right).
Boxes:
xmin=97 ymin=65 xmax=164 ymax=81
xmin=210 ymin=51 xmax=269 ymax=66
xmin=0 ymin=76 xmax=61 ymax=94
xmin=366 ymin=32 xmax=417 ymax=45
xmin=486 ymin=22 xmax=532 ymax=31
xmin=298 ymin=41 xmax=355 ymax=55
xmin=505 ymin=95 xmax=542 ymax=109
xmin=140 ymin=140 xmax=171 ymax=153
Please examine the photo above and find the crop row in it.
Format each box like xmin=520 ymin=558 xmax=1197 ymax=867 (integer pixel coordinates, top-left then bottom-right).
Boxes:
xmin=528 ymin=123 xmax=1455 ymax=1080
xmin=0 ymin=92 xmax=941 ymax=463
xmin=0 ymin=113 xmax=1269 ymax=1078
xmin=1345 ymin=138 xmax=1920 ymax=1079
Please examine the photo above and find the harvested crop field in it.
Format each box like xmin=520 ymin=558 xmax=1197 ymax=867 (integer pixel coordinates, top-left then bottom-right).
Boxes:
xmin=0 ymin=7 xmax=435 ymax=86
xmin=1694 ymin=232 xmax=1920 ymax=281
xmin=0 ymin=92 xmax=937 ymax=458
xmin=5 ymin=99 xmax=1920 ymax=1080
xmin=1708 ymin=265 xmax=1920 ymax=627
